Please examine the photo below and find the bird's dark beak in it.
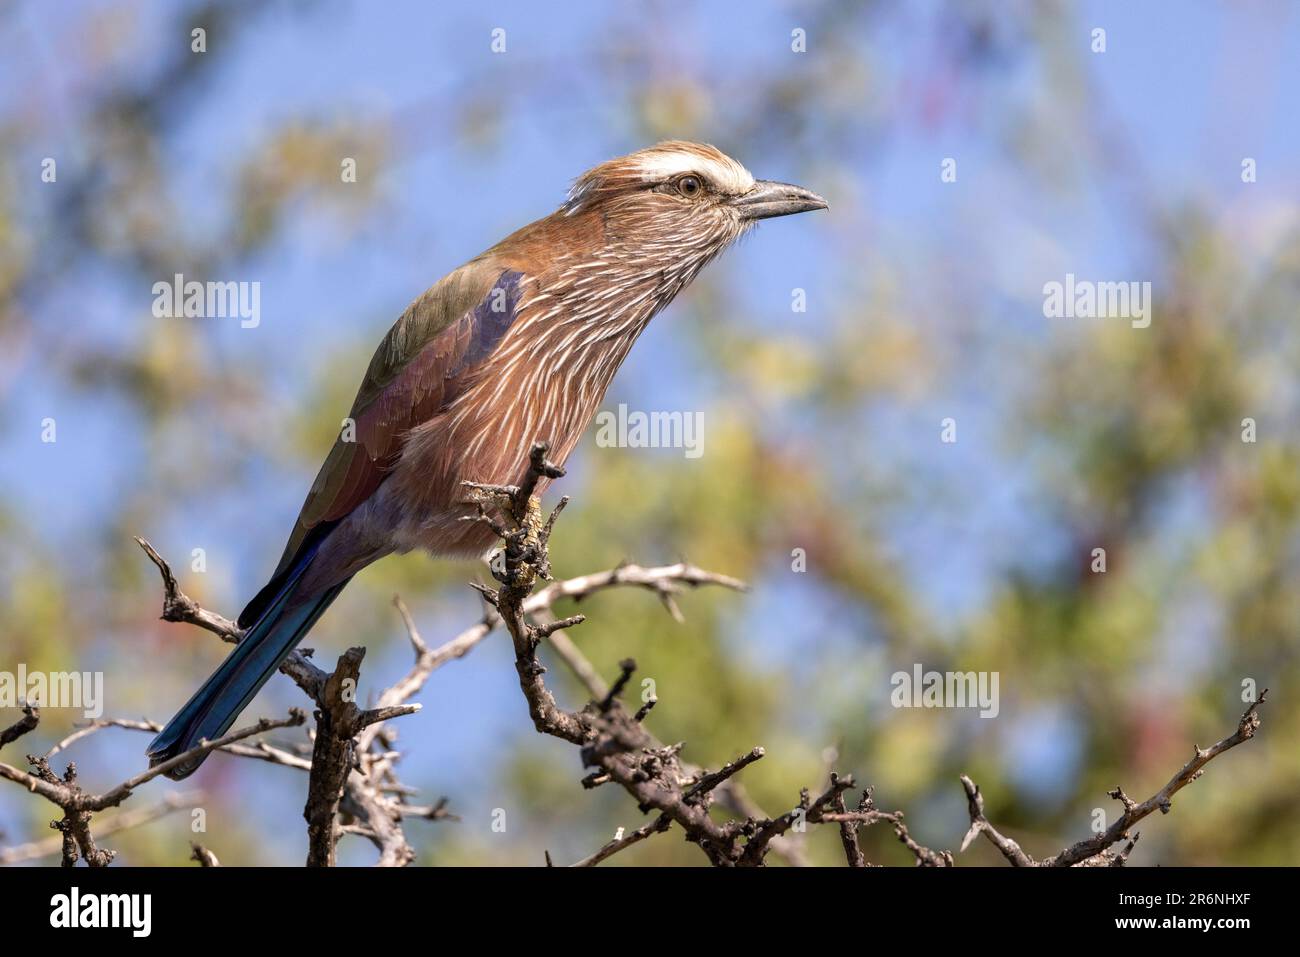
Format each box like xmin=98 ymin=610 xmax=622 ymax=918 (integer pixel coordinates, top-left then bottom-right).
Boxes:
xmin=732 ymin=179 xmax=829 ymax=220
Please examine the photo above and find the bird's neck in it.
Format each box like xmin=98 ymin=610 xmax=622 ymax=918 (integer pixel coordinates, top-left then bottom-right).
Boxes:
xmin=440 ymin=208 xmax=726 ymax=483
xmin=524 ymin=237 xmax=717 ymax=378
xmin=445 ymin=240 xmax=707 ymax=480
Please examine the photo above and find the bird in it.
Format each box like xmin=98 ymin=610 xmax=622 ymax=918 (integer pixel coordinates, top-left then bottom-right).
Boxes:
xmin=146 ymin=141 xmax=827 ymax=778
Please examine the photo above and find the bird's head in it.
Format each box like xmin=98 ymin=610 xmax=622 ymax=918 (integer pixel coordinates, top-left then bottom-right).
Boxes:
xmin=561 ymin=141 xmax=827 ymax=266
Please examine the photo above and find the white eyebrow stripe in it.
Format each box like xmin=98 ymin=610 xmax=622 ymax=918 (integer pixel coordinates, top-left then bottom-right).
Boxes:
xmin=632 ymin=150 xmax=755 ymax=195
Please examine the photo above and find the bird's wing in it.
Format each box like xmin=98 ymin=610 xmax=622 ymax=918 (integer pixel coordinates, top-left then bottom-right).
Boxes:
xmin=238 ymin=261 xmax=524 ymax=627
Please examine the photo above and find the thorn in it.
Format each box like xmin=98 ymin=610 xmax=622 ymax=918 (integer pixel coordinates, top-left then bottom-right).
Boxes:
xmin=469 ymin=582 xmax=500 ymax=607
xmin=599 ymin=659 xmax=637 ymax=712
xmin=535 ymin=615 xmax=585 ymax=639
xmin=659 ymin=591 xmax=685 ymax=623
xmin=634 ymin=697 xmax=658 ymax=722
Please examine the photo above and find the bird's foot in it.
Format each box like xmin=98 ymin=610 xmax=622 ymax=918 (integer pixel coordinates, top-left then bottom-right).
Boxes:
xmin=461 ymin=442 xmax=570 ymax=593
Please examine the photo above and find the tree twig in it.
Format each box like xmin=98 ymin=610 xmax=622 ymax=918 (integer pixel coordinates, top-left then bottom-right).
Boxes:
xmin=959 ymin=691 xmax=1269 ymax=867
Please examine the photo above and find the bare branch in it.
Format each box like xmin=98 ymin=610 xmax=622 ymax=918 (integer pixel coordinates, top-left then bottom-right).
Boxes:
xmin=831 ymin=777 xmax=867 ymax=867
xmin=465 ymin=441 xmax=955 ymax=867
xmin=305 ymin=648 xmax=367 ymax=867
xmin=88 ymin=710 xmax=307 ymax=810
xmin=1 ymin=703 xmax=40 ymax=749
xmin=136 ymin=537 xmax=328 ymax=697
xmin=960 ymin=691 xmax=1269 ymax=867
xmin=959 ymin=775 xmax=1035 ymax=866
xmin=571 ymin=817 xmax=673 ymax=867
xmin=46 ymin=718 xmax=160 ymax=757
xmin=190 ymin=842 xmax=220 ymax=867
xmin=135 ymin=536 xmax=242 ymax=638
xmin=1 ymin=448 xmax=1262 ymax=869
xmin=0 ymin=791 xmax=202 ymax=865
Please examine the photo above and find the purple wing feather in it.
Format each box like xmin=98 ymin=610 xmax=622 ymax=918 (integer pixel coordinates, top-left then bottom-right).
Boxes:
xmin=237 ymin=266 xmax=524 ymax=627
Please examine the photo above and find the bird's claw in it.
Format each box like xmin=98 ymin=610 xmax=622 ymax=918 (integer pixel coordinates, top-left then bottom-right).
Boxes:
xmin=461 ymin=446 xmax=563 ymax=592
xmin=469 ymin=497 xmax=545 ymax=589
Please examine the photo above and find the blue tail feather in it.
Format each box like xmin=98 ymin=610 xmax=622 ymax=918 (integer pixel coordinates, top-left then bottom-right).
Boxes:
xmin=147 ymin=546 xmax=348 ymax=780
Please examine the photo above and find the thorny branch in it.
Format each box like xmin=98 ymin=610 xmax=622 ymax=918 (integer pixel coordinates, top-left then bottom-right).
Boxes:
xmin=462 ymin=442 xmax=952 ymax=866
xmin=456 ymin=441 xmax=1272 ymax=868
xmin=959 ymin=691 xmax=1269 ymax=867
xmin=0 ymin=446 xmax=1271 ymax=867
xmin=0 ymin=706 xmax=304 ymax=866
xmin=0 ymin=791 xmax=203 ymax=866
xmin=0 ymin=463 xmax=774 ymax=866
xmin=135 ymin=536 xmax=328 ymax=698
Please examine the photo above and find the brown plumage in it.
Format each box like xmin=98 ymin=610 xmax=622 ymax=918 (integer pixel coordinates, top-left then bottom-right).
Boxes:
xmin=148 ymin=142 xmax=827 ymax=776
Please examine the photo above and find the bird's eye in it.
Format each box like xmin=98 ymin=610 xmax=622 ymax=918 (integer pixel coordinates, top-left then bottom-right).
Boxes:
xmin=675 ymin=175 xmax=702 ymax=198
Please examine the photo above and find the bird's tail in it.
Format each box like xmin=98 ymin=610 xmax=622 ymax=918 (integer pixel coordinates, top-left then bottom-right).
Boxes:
xmin=146 ymin=558 xmax=350 ymax=780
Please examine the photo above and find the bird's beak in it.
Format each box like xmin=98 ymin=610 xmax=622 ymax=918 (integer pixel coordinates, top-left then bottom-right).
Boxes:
xmin=732 ymin=179 xmax=829 ymax=220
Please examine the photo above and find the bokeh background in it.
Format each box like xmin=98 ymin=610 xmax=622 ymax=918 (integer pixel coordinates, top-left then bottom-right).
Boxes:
xmin=2 ymin=0 xmax=1298 ymax=866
